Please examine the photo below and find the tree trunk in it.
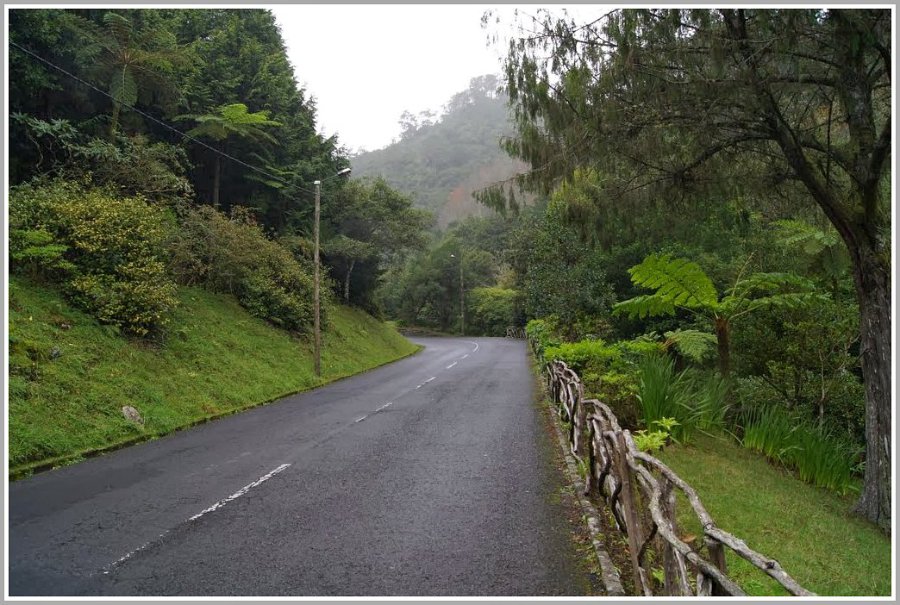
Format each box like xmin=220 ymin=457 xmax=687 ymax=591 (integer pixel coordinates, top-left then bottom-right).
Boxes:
xmin=213 ymin=156 xmax=221 ymax=208
xmin=109 ymin=102 xmax=121 ymax=140
xmin=713 ymin=316 xmax=730 ymax=378
xmin=344 ymin=259 xmax=355 ymax=303
xmin=850 ymin=246 xmax=891 ymax=533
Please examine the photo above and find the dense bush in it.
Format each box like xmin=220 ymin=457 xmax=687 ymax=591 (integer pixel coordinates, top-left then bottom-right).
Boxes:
xmin=636 ymin=355 xmax=729 ymax=443
xmin=9 ymin=179 xmax=178 ymax=335
xmin=466 ymin=286 xmax=522 ymax=336
xmin=740 ymin=404 xmax=861 ymax=495
xmin=168 ymin=206 xmax=321 ymax=332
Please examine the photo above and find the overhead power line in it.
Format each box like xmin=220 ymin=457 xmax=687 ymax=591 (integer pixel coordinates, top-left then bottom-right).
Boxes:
xmin=9 ymin=40 xmax=326 ymax=197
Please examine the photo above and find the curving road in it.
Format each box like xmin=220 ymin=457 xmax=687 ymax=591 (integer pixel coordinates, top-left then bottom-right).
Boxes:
xmin=9 ymin=337 xmax=592 ymax=596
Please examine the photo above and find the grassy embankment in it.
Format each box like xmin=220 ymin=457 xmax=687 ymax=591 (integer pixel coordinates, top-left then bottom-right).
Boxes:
xmin=9 ymin=276 xmax=419 ymax=477
xmin=657 ymin=433 xmax=891 ymax=596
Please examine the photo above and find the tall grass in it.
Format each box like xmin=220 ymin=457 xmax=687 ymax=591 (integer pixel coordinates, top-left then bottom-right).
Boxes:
xmin=740 ymin=405 xmax=859 ymax=495
xmin=636 ymin=356 xmax=729 ymax=443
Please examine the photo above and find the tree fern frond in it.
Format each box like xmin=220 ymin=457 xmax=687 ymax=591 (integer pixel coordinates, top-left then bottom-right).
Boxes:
xmin=612 ymin=294 xmax=677 ymax=319
xmin=663 ymin=329 xmax=717 ymax=363
xmin=627 ymin=253 xmax=718 ymax=309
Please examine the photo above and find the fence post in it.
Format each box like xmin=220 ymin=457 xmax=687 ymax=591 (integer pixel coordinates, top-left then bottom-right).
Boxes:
xmin=614 ymin=431 xmax=646 ymax=595
xmin=705 ymin=536 xmax=729 ymax=596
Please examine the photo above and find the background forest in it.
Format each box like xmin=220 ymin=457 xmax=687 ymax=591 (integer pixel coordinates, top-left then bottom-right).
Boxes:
xmin=367 ymin=8 xmax=891 ymax=537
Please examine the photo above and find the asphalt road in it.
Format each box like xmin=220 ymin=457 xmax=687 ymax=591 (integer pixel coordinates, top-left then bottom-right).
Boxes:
xmin=9 ymin=337 xmax=591 ymax=596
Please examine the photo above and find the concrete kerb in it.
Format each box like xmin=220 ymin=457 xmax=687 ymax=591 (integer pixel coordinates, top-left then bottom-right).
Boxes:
xmin=547 ymin=407 xmax=626 ymax=596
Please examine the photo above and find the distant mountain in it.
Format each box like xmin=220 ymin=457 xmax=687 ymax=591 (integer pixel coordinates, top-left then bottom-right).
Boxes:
xmin=351 ymin=75 xmax=529 ymax=229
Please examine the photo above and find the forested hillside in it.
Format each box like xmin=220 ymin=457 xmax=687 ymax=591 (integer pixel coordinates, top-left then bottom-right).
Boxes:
xmin=8 ymin=8 xmax=429 ymax=469
xmin=351 ymin=74 xmax=528 ymax=228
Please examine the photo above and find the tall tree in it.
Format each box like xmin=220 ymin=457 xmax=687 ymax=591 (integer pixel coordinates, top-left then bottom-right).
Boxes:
xmin=499 ymin=8 xmax=891 ymax=530
xmin=325 ymin=177 xmax=431 ymax=306
xmin=176 ymin=102 xmax=281 ymax=207
xmin=83 ymin=11 xmax=190 ymax=138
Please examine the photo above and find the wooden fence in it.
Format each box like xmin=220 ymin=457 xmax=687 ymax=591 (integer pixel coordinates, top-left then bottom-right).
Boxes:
xmin=506 ymin=326 xmax=526 ymax=339
xmin=540 ymin=353 xmax=815 ymax=597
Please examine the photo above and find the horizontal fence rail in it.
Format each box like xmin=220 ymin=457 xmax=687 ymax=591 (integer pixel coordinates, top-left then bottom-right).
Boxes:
xmin=536 ymin=340 xmax=814 ymax=597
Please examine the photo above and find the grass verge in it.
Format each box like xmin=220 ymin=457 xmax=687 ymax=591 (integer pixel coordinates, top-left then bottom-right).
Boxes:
xmin=656 ymin=433 xmax=890 ymax=596
xmin=8 ymin=276 xmax=420 ymax=478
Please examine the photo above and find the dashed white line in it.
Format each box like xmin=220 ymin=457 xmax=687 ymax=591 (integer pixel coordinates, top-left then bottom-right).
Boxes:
xmin=106 ymin=462 xmax=291 ymax=573
xmin=355 ymin=415 xmax=368 ymax=423
xmin=188 ymin=463 xmax=291 ymax=522
xmin=424 ymin=376 xmax=436 ymax=384
xmin=376 ymin=402 xmax=393 ymax=412
xmin=461 ymin=354 xmax=469 ymax=359
xmin=446 ymin=362 xmax=457 ymax=369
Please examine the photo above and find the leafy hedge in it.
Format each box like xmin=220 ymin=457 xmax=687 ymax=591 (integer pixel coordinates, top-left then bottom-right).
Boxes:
xmin=168 ymin=206 xmax=322 ymax=332
xmin=10 ymin=179 xmax=178 ymax=336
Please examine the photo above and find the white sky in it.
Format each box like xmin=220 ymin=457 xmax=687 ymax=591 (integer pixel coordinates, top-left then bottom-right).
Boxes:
xmin=272 ymin=5 xmax=597 ymax=154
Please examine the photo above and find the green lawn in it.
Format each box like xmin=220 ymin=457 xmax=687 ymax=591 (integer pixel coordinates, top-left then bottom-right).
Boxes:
xmin=8 ymin=276 xmax=419 ymax=476
xmin=656 ymin=433 xmax=891 ymax=596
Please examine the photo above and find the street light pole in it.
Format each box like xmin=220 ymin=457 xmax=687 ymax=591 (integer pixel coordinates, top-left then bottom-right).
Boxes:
xmin=459 ymin=256 xmax=465 ymax=336
xmin=451 ymin=252 xmax=465 ymax=336
xmin=312 ymin=168 xmax=351 ymax=377
xmin=313 ymin=179 xmax=322 ymax=377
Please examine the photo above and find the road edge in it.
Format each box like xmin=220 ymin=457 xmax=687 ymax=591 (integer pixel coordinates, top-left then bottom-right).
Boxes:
xmin=529 ymin=349 xmax=626 ymax=596
xmin=9 ymin=344 xmax=424 ymax=481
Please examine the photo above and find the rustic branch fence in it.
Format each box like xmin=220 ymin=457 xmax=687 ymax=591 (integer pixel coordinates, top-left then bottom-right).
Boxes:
xmin=506 ymin=326 xmax=526 ymax=339
xmin=538 ymin=345 xmax=815 ymax=597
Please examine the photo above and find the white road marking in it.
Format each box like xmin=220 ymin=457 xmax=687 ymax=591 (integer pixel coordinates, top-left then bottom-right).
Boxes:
xmin=461 ymin=354 xmax=469 ymax=359
xmin=188 ymin=463 xmax=291 ymax=522
xmin=376 ymin=402 xmax=393 ymax=412
xmin=106 ymin=530 xmax=171 ymax=571
xmin=355 ymin=415 xmax=368 ymax=423
xmin=446 ymin=362 xmax=457 ymax=369
xmin=465 ymin=341 xmax=480 ymax=353
xmin=104 ymin=462 xmax=291 ymax=573
xmin=424 ymin=376 xmax=435 ymax=384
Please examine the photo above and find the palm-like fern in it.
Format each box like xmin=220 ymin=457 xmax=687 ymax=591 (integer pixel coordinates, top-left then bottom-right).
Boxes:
xmin=78 ymin=12 xmax=191 ymax=138
xmin=614 ymin=253 xmax=823 ymax=375
xmin=176 ymin=103 xmax=282 ymax=206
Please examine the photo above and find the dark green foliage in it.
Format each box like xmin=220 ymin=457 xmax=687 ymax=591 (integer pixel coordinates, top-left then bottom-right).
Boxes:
xmin=512 ymin=201 xmax=616 ymax=339
xmin=466 ymin=287 xmax=522 ymax=336
xmin=499 ymin=7 xmax=891 ymax=528
xmin=10 ymin=179 xmax=178 ymax=336
xmin=167 ymin=206 xmax=319 ymax=332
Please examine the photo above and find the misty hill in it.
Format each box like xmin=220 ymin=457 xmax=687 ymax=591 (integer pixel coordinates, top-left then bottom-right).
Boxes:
xmin=351 ymin=75 xmax=528 ymax=229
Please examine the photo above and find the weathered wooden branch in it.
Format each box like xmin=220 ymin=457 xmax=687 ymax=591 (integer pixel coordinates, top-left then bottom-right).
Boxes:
xmin=537 ymin=356 xmax=816 ymax=597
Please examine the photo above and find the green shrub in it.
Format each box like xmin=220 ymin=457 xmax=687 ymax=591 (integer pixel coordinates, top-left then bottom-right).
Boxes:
xmin=467 ymin=286 xmax=522 ymax=336
xmin=637 ymin=356 xmax=729 ymax=443
xmin=525 ymin=318 xmax=560 ymax=357
xmin=740 ymin=403 xmax=859 ymax=495
xmin=169 ymin=206 xmax=320 ymax=332
xmin=543 ymin=339 xmax=622 ymax=375
xmin=9 ymin=228 xmax=75 ymax=279
xmin=9 ymin=179 xmax=178 ymax=336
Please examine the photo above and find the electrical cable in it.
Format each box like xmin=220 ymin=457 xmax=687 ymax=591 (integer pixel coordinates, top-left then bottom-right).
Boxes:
xmin=9 ymin=39 xmax=340 ymax=197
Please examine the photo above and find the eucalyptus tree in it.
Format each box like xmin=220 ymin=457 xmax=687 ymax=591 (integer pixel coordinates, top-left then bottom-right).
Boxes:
xmin=498 ymin=7 xmax=891 ymax=530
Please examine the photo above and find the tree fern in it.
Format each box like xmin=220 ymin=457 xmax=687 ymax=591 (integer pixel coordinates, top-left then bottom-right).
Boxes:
xmin=613 ymin=253 xmax=718 ymax=319
xmin=663 ymin=329 xmax=717 ymax=363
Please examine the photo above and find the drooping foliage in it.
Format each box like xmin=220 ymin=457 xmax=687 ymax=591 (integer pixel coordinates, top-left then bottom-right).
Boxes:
xmin=493 ymin=7 xmax=890 ymax=530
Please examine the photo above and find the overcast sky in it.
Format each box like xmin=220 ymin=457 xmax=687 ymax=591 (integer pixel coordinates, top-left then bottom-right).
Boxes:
xmin=271 ymin=5 xmax=596 ymax=154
